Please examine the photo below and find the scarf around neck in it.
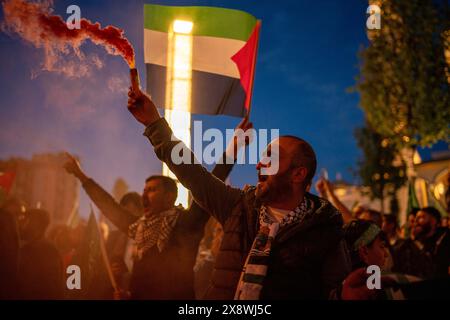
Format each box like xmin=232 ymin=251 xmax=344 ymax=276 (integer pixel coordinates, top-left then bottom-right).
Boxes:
xmin=234 ymin=196 xmax=314 ymax=300
xmin=128 ymin=207 xmax=179 ymax=259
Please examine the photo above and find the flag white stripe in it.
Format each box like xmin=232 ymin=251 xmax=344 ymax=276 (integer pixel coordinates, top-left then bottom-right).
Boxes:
xmin=144 ymin=29 xmax=245 ymax=78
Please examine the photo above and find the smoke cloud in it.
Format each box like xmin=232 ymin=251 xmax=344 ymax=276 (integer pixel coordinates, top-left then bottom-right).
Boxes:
xmin=1 ymin=0 xmax=135 ymax=77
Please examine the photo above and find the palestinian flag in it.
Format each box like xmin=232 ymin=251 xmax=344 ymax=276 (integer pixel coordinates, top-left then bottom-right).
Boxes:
xmin=144 ymin=4 xmax=260 ymax=117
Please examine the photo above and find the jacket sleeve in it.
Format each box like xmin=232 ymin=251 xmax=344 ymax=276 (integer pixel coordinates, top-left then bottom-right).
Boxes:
xmin=185 ymin=151 xmax=238 ymax=231
xmin=322 ymin=239 xmax=352 ymax=299
xmin=211 ymin=151 xmax=235 ymax=182
xmin=144 ymin=118 xmax=242 ymax=225
xmin=82 ymin=178 xmax=139 ymax=234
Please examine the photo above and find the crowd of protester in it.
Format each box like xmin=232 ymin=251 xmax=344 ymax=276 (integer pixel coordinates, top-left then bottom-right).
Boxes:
xmin=1 ymin=88 xmax=449 ymax=300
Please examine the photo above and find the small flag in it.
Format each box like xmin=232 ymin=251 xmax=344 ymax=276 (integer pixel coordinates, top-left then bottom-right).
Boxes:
xmin=73 ymin=209 xmax=117 ymax=299
xmin=144 ymin=4 xmax=259 ymax=117
xmin=0 ymin=171 xmax=16 ymax=194
xmin=66 ymin=202 xmax=80 ymax=228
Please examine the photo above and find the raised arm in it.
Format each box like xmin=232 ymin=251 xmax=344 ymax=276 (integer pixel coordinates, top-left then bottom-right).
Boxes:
xmin=212 ymin=116 xmax=253 ymax=181
xmin=127 ymin=87 xmax=242 ymax=225
xmin=186 ymin=117 xmax=254 ymax=230
xmin=63 ymin=153 xmax=138 ymax=234
xmin=317 ymin=178 xmax=354 ymax=224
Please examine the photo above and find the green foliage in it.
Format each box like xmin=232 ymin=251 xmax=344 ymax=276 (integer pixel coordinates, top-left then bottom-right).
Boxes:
xmin=356 ymin=0 xmax=449 ymax=149
xmin=355 ymin=124 xmax=407 ymax=213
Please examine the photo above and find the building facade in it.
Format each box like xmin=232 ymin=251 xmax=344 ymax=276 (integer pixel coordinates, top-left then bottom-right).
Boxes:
xmin=0 ymin=153 xmax=79 ymax=226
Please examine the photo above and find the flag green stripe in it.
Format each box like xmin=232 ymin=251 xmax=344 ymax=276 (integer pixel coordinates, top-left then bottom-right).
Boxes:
xmin=144 ymin=4 xmax=256 ymax=41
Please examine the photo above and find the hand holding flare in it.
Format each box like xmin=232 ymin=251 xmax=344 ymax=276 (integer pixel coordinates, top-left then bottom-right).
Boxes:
xmin=127 ymin=68 xmax=161 ymax=127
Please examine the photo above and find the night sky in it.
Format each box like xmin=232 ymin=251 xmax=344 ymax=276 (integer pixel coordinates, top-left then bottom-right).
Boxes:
xmin=0 ymin=0 xmax=371 ymax=216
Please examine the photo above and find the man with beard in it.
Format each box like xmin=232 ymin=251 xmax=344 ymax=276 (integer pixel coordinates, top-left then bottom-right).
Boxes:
xmin=126 ymin=87 xmax=351 ymax=299
xmin=413 ymin=207 xmax=450 ymax=278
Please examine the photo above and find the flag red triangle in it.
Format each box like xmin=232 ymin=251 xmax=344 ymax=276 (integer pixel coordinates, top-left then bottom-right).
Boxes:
xmin=231 ymin=21 xmax=261 ymax=111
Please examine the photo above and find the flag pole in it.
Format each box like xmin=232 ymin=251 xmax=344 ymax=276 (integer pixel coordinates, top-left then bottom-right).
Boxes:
xmin=66 ymin=201 xmax=79 ymax=227
xmin=90 ymin=204 xmax=120 ymax=296
xmin=246 ymin=20 xmax=262 ymax=119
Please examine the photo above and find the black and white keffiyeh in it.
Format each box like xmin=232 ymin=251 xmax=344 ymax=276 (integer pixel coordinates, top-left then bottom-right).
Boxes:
xmin=128 ymin=208 xmax=179 ymax=259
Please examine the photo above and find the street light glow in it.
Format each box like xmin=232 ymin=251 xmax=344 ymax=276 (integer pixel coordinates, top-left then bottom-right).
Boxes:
xmin=173 ymin=20 xmax=194 ymax=34
xmin=163 ymin=20 xmax=193 ymax=208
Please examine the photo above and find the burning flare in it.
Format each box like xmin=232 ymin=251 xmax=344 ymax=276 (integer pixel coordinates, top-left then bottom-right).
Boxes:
xmin=1 ymin=0 xmax=135 ymax=76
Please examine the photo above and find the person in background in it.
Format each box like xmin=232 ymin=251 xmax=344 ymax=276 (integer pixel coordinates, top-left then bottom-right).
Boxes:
xmin=441 ymin=217 xmax=448 ymax=229
xmin=0 ymin=196 xmax=22 ymax=299
xmin=382 ymin=214 xmax=401 ymax=247
xmin=332 ymin=219 xmax=387 ymax=300
xmin=194 ymin=218 xmax=219 ymax=299
xmin=106 ymin=192 xmax=144 ymax=275
xmin=110 ymin=255 xmax=132 ymax=300
xmin=352 ymin=205 xmax=367 ymax=220
xmin=344 ymin=220 xmax=388 ymax=273
xmin=315 ymin=178 xmax=383 ymax=229
xmin=445 ymin=173 xmax=450 ymax=216
xmin=47 ymin=224 xmax=74 ymax=270
xmin=18 ymin=209 xmax=64 ymax=299
xmin=359 ymin=209 xmax=382 ymax=228
xmin=380 ymin=214 xmax=401 ymax=272
xmin=401 ymin=208 xmax=419 ymax=240
xmin=413 ymin=207 xmax=450 ymax=278
xmin=337 ymin=219 xmax=421 ymax=300
xmin=316 ymin=177 xmax=395 ymax=273
xmin=316 ymin=178 xmax=354 ymax=224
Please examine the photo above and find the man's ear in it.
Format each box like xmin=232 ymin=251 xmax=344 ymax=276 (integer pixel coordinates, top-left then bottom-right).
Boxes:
xmin=292 ymin=167 xmax=308 ymax=184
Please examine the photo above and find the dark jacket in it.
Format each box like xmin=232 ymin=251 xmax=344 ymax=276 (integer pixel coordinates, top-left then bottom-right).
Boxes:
xmin=0 ymin=209 xmax=20 ymax=299
xmin=18 ymin=239 xmax=64 ymax=299
xmin=144 ymin=118 xmax=351 ymax=299
xmin=392 ymin=239 xmax=434 ymax=279
xmin=81 ymin=154 xmax=234 ymax=300
xmin=419 ymin=228 xmax=450 ymax=278
xmin=393 ymin=228 xmax=450 ymax=280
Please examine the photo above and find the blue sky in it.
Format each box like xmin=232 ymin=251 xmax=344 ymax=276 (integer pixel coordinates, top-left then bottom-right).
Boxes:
xmin=0 ymin=0 xmax=371 ymax=216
